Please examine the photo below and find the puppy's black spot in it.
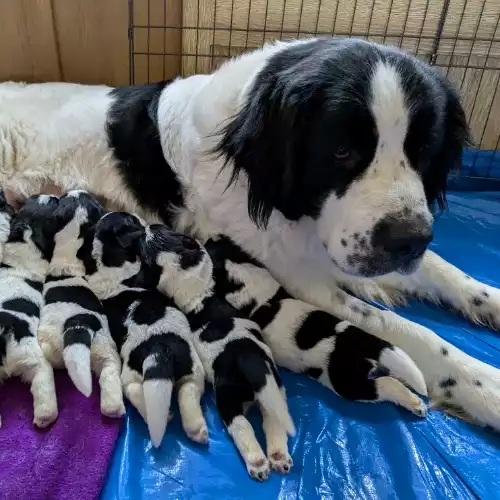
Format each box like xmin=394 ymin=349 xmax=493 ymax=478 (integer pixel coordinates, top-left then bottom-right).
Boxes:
xmin=472 ymin=379 xmax=482 ymax=387
xmin=2 ymin=298 xmax=40 ymax=317
xmin=341 ymin=238 xmax=347 ymax=247
xmin=440 ymin=377 xmax=457 ymax=388
xmin=440 ymin=346 xmax=449 ymax=356
xmin=63 ymin=314 xmax=101 ymax=348
xmin=132 ymin=295 xmax=169 ymax=325
xmin=471 ymin=297 xmax=483 ymax=307
xmin=0 ymin=263 xmax=11 ymax=269
xmin=0 ymin=311 xmax=33 ymax=342
xmin=400 ymin=160 xmax=405 ymax=168
xmin=353 ymin=233 xmax=360 ymax=240
xmin=45 ymin=273 xmax=75 ymax=283
xmin=251 ymin=288 xmax=290 ymax=330
xmin=44 ymin=285 xmax=102 ymax=313
xmin=24 ymin=279 xmax=43 ymax=294
xmin=481 ymin=291 xmax=489 ymax=298
xmin=129 ymin=332 xmax=193 ymax=381
xmin=444 ymin=389 xmax=453 ymax=399
xmin=306 ymin=367 xmax=322 ymax=379
xmin=295 ymin=310 xmax=340 ymax=350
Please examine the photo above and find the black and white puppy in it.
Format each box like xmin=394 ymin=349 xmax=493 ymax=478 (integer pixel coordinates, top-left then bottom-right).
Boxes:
xmin=205 ymin=236 xmax=427 ymax=414
xmin=0 ymin=194 xmax=59 ymax=427
xmin=86 ymin=212 xmax=207 ymax=447
xmin=142 ymin=223 xmax=295 ymax=481
xmin=37 ymin=190 xmax=124 ymax=417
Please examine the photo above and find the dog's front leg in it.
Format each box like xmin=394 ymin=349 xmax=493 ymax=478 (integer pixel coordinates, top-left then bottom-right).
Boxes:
xmin=333 ymin=289 xmax=500 ymax=430
xmin=371 ymin=250 xmax=500 ymax=330
xmin=261 ymin=247 xmax=500 ymax=430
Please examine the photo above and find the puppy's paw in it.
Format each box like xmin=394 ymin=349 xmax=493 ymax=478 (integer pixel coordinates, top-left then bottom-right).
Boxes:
xmin=408 ymin=394 xmax=427 ymax=417
xmin=246 ymin=454 xmax=270 ymax=481
xmin=33 ymin=402 xmax=58 ymax=428
xmin=269 ymin=450 xmax=293 ymax=474
xmin=185 ymin=420 xmax=209 ymax=444
xmin=101 ymin=396 xmax=126 ymax=419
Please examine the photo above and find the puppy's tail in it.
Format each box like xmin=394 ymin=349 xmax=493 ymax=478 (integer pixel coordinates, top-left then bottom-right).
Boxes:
xmin=142 ymin=348 xmax=174 ymax=448
xmin=63 ymin=314 xmax=101 ymax=397
xmin=374 ymin=346 xmax=427 ymax=396
xmin=238 ymin=352 xmax=296 ymax=437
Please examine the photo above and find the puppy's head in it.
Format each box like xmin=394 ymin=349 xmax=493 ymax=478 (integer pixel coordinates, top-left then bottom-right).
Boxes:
xmin=92 ymin=211 xmax=146 ymax=270
xmin=143 ymin=223 xmax=214 ymax=311
xmin=8 ymin=194 xmax=60 ymax=262
xmin=215 ymin=38 xmax=470 ymax=277
xmin=56 ymin=190 xmax=107 ymax=232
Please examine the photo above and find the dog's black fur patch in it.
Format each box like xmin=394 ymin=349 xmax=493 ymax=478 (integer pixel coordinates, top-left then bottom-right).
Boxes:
xmin=107 ymin=82 xmax=184 ymax=224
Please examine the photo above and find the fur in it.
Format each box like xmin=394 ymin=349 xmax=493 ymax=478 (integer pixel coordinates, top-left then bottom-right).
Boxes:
xmin=205 ymin=235 xmax=427 ymax=415
xmin=0 ymin=194 xmax=59 ymax=427
xmin=86 ymin=212 xmax=207 ymax=448
xmin=37 ymin=190 xmax=124 ymax=417
xmin=141 ymin=222 xmax=295 ymax=480
xmin=1 ymin=38 xmax=500 ymax=431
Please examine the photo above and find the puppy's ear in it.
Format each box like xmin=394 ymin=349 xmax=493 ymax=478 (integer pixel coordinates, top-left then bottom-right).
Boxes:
xmin=115 ymin=227 xmax=144 ymax=250
xmin=424 ymin=80 xmax=472 ymax=210
xmin=214 ymin=47 xmax=322 ymax=228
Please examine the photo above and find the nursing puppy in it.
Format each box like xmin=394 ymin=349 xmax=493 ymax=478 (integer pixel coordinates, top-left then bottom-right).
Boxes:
xmin=142 ymin=223 xmax=295 ymax=480
xmin=205 ymin=236 xmax=427 ymax=414
xmin=37 ymin=191 xmax=124 ymax=417
xmin=86 ymin=212 xmax=207 ymax=447
xmin=0 ymin=194 xmax=59 ymax=427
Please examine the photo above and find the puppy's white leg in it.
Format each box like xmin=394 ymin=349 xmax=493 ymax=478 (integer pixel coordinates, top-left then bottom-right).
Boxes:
xmin=121 ymin=365 xmax=147 ymax=422
xmin=374 ymin=377 xmax=427 ymax=416
xmin=337 ymin=295 xmax=500 ymax=430
xmin=177 ymin=374 xmax=208 ymax=444
xmin=91 ymin=329 xmax=125 ymax=418
xmin=18 ymin=339 xmax=58 ymax=427
xmin=261 ymin=388 xmax=293 ymax=474
xmin=227 ymin=415 xmax=270 ymax=481
xmin=37 ymin=323 xmax=64 ymax=368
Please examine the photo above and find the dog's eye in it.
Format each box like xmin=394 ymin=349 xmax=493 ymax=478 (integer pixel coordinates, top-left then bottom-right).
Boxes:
xmin=335 ymin=146 xmax=351 ymax=160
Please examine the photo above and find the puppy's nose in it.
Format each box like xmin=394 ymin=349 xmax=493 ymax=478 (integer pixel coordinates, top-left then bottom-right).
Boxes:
xmin=373 ymin=217 xmax=433 ymax=259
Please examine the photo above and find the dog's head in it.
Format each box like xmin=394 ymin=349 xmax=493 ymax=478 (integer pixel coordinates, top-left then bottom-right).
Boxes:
xmin=215 ymin=38 xmax=470 ymax=277
xmin=143 ymin=224 xmax=214 ymax=312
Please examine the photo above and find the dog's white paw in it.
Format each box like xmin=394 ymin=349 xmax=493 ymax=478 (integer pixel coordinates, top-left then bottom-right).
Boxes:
xmin=268 ymin=450 xmax=293 ymax=474
xmin=460 ymin=280 xmax=500 ymax=329
xmin=246 ymin=454 xmax=271 ymax=481
xmin=428 ymin=350 xmax=500 ymax=430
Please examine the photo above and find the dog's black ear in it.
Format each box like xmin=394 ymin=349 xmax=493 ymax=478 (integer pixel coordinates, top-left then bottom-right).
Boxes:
xmin=424 ymin=81 xmax=472 ymax=210
xmin=214 ymin=48 xmax=323 ymax=228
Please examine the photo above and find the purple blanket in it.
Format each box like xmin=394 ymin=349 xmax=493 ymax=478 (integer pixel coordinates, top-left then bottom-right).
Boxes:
xmin=0 ymin=372 xmax=121 ymax=500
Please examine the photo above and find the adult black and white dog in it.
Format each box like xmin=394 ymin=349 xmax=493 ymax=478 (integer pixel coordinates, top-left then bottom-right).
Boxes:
xmin=1 ymin=37 xmax=500 ymax=431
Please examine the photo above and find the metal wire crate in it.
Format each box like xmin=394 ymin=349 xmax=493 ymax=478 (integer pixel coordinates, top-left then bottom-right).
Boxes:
xmin=128 ymin=0 xmax=500 ymax=188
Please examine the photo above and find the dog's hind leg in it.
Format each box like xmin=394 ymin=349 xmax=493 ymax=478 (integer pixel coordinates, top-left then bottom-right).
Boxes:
xmin=17 ymin=337 xmax=58 ymax=427
xmin=215 ymin=382 xmax=270 ymax=481
xmin=261 ymin=387 xmax=293 ymax=475
xmin=91 ymin=327 xmax=125 ymax=418
xmin=177 ymin=350 xmax=208 ymax=444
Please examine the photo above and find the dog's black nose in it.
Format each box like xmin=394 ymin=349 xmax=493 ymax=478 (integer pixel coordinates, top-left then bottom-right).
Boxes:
xmin=373 ymin=217 xmax=433 ymax=260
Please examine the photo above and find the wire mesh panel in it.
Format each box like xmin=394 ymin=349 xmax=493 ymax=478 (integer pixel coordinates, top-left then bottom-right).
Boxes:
xmin=129 ymin=0 xmax=500 ymax=184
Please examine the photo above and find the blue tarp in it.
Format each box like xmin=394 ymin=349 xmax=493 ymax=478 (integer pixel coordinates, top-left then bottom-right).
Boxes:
xmin=101 ymin=190 xmax=500 ymax=500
